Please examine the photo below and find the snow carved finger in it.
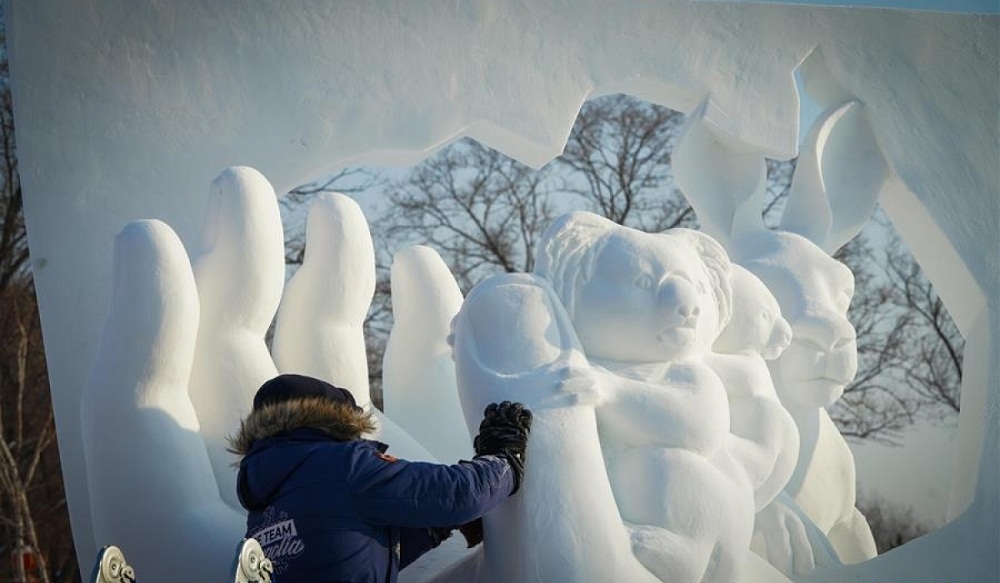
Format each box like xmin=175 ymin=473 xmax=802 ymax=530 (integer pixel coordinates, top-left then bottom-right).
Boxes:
xmin=82 ymin=220 xmax=245 ymax=582
xmin=272 ymin=192 xmax=435 ymax=461
xmin=383 ymin=245 xmax=471 ymax=462
xmin=189 ymin=166 xmax=284 ymax=510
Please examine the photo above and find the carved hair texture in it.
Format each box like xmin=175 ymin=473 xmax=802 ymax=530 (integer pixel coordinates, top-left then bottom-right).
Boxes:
xmin=535 ymin=212 xmax=733 ymax=329
xmin=534 ymin=212 xmax=617 ymax=319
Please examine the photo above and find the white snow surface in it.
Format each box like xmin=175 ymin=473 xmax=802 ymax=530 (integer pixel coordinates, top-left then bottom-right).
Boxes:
xmin=81 ymin=220 xmax=246 ymax=582
xmin=189 ymin=166 xmax=282 ymax=511
xmin=382 ymin=245 xmax=473 ymax=463
xmin=7 ymin=1 xmax=998 ymax=582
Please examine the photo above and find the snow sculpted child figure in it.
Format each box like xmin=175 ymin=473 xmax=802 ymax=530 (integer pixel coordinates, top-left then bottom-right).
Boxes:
xmin=535 ymin=213 xmax=797 ymax=583
xmin=448 ymin=211 xmax=797 ymax=583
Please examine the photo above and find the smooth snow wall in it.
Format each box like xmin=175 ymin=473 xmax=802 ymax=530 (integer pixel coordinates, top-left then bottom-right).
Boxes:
xmin=6 ymin=0 xmax=997 ymax=573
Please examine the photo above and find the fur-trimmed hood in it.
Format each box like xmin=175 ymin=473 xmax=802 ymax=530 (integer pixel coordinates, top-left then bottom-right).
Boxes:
xmin=228 ymin=397 xmax=376 ymax=458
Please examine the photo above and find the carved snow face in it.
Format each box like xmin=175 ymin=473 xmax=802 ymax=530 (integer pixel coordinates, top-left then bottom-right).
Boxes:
xmin=571 ymin=228 xmax=724 ymax=363
xmin=741 ymin=232 xmax=858 ymax=410
xmin=714 ymin=265 xmax=791 ymax=360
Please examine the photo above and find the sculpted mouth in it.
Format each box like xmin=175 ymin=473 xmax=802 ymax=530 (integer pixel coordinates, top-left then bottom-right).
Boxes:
xmin=657 ymin=324 xmax=696 ymax=344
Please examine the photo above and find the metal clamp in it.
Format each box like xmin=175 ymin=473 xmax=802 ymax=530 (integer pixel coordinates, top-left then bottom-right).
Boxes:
xmin=90 ymin=545 xmax=136 ymax=583
xmin=232 ymin=538 xmax=273 ymax=583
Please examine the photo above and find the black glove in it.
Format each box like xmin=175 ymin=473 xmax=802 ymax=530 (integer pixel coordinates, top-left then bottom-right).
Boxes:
xmin=458 ymin=518 xmax=484 ymax=548
xmin=426 ymin=520 xmax=482 ymax=549
xmin=428 ymin=526 xmax=454 ymax=548
xmin=473 ymin=401 xmax=532 ymax=493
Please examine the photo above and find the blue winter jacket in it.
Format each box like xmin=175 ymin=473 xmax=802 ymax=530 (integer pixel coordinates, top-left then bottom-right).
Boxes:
xmin=233 ymin=401 xmax=515 ymax=583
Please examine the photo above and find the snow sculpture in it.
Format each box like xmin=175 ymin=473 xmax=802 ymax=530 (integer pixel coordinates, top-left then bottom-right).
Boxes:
xmin=81 ymin=219 xmax=245 ymax=581
xmin=383 ymin=246 xmax=473 ymax=462
xmin=83 ymin=169 xmax=433 ymax=582
xmin=12 ymin=3 xmax=995 ymax=581
xmin=272 ymin=193 xmax=376 ymax=410
xmin=188 ymin=167 xmax=284 ymax=511
xmin=741 ymin=232 xmax=877 ymax=563
xmin=707 ymin=265 xmax=798 ymax=512
xmin=445 ymin=211 xmax=798 ymax=583
xmin=449 ymin=271 xmax=662 ymax=583
xmin=674 ymin=98 xmax=884 ymax=573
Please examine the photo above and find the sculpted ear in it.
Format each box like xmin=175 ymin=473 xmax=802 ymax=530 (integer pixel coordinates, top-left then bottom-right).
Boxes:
xmin=673 ymin=100 xmax=769 ymax=250
xmin=780 ymin=100 xmax=887 ymax=253
xmin=765 ymin=315 xmax=793 ymax=360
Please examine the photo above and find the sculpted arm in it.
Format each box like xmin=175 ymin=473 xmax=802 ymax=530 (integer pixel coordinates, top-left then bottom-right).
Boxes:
xmin=708 ymin=353 xmax=799 ymax=510
xmin=593 ymin=362 xmax=731 ymax=454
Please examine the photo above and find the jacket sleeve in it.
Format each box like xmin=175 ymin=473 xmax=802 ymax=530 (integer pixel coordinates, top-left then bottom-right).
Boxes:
xmin=346 ymin=443 xmax=515 ymax=528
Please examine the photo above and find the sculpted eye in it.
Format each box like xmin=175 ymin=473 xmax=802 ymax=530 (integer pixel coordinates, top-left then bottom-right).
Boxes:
xmin=635 ymin=274 xmax=654 ymax=290
xmin=760 ymin=310 xmax=771 ymax=322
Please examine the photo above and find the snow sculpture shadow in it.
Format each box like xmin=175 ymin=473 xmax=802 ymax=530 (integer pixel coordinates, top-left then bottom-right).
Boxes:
xmin=447 ymin=212 xmax=799 ymax=583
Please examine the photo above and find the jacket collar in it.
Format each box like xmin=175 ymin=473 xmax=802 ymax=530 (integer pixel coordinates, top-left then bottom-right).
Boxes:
xmin=228 ymin=397 xmax=377 ymax=458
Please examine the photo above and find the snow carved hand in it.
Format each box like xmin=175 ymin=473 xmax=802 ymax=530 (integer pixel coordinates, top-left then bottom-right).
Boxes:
xmin=81 ymin=167 xmax=404 ymax=582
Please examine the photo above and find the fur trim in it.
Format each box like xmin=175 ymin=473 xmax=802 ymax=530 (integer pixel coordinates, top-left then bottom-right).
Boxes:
xmin=227 ymin=397 xmax=376 ymax=458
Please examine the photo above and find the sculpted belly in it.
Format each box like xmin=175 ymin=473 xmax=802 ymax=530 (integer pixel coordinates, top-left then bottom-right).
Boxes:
xmin=607 ymin=446 xmax=754 ymax=542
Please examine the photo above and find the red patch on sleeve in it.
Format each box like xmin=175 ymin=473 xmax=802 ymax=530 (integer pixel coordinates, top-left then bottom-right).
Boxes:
xmin=376 ymin=452 xmax=398 ymax=463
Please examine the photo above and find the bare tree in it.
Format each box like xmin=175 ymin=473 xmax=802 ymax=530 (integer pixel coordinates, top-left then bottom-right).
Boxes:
xmin=556 ymin=94 xmax=694 ymax=232
xmin=379 ymin=138 xmax=556 ymax=291
xmin=832 ymin=231 xmax=920 ymax=443
xmin=831 ymin=215 xmax=963 ymax=444
xmin=856 ymin=493 xmax=933 ymax=553
xmin=761 ymin=157 xmax=797 ymax=227
xmin=0 ymin=21 xmax=26 ymax=291
xmin=364 ymin=260 xmax=394 ymax=409
xmin=0 ymin=285 xmax=56 ymax=583
xmin=281 ymin=168 xmax=383 ymax=266
xmin=882 ymin=231 xmax=962 ymax=417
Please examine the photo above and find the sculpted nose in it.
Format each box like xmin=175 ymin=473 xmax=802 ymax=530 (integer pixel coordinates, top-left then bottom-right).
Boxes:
xmin=794 ymin=313 xmax=856 ymax=353
xmin=677 ymin=303 xmax=700 ymax=319
xmin=659 ymin=277 xmax=699 ymax=319
xmin=769 ymin=317 xmax=793 ymax=355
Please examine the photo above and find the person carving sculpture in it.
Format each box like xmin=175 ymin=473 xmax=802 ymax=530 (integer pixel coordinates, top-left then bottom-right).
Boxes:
xmin=228 ymin=373 xmax=532 ymax=583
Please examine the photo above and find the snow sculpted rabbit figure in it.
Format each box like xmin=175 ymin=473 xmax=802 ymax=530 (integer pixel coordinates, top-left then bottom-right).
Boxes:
xmin=674 ymin=96 xmax=887 ymax=575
